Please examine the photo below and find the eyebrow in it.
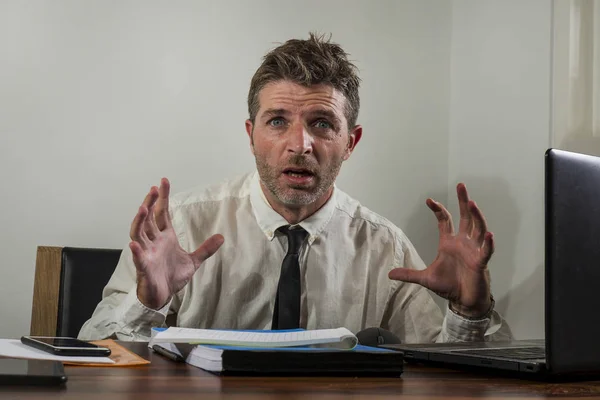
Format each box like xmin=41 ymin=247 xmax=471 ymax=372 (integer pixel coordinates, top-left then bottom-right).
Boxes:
xmin=261 ymin=108 xmax=290 ymax=120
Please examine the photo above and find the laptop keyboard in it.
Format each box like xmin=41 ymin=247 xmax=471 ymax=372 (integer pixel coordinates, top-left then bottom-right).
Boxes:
xmin=451 ymin=346 xmax=546 ymax=360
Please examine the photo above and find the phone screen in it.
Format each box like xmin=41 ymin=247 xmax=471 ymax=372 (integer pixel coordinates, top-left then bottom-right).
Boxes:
xmin=29 ymin=337 xmax=100 ymax=349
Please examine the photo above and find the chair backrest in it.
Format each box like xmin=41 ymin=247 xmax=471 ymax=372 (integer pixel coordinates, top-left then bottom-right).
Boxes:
xmin=30 ymin=246 xmax=122 ymax=337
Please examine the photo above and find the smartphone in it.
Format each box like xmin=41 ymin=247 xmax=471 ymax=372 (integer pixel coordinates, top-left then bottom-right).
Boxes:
xmin=0 ymin=359 xmax=67 ymax=386
xmin=20 ymin=336 xmax=111 ymax=357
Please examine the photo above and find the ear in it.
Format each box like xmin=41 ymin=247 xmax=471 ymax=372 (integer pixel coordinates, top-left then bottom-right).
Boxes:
xmin=342 ymin=125 xmax=363 ymax=161
xmin=245 ymin=119 xmax=255 ymax=155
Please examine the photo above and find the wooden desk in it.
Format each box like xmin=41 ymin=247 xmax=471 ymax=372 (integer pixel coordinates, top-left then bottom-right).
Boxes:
xmin=2 ymin=342 xmax=600 ymax=399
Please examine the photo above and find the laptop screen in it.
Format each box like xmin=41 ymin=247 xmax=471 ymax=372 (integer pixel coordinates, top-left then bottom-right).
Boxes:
xmin=545 ymin=149 xmax=600 ymax=373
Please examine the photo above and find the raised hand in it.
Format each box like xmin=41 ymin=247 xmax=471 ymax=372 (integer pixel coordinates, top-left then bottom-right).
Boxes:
xmin=388 ymin=183 xmax=493 ymax=318
xmin=129 ymin=178 xmax=224 ymax=310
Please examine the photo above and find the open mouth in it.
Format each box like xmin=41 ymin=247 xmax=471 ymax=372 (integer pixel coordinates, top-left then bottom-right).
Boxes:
xmin=283 ymin=168 xmax=315 ymax=178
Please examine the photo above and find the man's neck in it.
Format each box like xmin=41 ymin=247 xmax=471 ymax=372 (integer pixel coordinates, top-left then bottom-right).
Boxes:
xmin=260 ymin=183 xmax=333 ymax=225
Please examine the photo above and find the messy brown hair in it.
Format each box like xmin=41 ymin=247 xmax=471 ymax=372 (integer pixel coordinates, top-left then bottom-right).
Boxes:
xmin=248 ymin=33 xmax=361 ymax=129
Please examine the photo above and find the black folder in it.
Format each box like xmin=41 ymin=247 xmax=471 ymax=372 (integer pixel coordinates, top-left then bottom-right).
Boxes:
xmin=158 ymin=343 xmax=404 ymax=376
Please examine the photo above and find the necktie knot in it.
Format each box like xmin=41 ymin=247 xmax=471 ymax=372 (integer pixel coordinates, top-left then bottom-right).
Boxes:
xmin=278 ymin=225 xmax=308 ymax=255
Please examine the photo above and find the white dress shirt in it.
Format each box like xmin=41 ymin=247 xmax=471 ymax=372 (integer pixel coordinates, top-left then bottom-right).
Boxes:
xmin=78 ymin=172 xmax=511 ymax=342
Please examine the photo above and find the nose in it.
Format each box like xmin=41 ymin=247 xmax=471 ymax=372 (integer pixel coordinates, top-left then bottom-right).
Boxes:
xmin=287 ymin=123 xmax=313 ymax=155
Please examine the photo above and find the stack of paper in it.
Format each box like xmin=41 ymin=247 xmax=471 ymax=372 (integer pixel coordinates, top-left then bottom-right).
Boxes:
xmin=149 ymin=327 xmax=358 ymax=349
xmin=149 ymin=327 xmax=403 ymax=375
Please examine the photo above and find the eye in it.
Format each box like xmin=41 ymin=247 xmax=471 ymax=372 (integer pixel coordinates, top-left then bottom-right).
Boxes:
xmin=268 ymin=117 xmax=286 ymax=127
xmin=314 ymin=120 xmax=332 ymax=129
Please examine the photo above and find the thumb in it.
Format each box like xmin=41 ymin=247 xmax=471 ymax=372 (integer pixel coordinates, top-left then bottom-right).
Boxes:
xmin=388 ymin=267 xmax=426 ymax=286
xmin=191 ymin=234 xmax=225 ymax=267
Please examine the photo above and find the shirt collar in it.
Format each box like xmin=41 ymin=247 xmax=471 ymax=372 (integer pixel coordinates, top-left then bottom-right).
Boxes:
xmin=249 ymin=171 xmax=337 ymax=244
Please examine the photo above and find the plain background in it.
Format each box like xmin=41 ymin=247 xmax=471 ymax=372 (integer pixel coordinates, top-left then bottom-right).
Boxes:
xmin=0 ymin=0 xmax=564 ymax=339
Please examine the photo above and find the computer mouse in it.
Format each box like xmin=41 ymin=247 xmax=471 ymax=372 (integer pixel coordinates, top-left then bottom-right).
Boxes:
xmin=356 ymin=327 xmax=402 ymax=347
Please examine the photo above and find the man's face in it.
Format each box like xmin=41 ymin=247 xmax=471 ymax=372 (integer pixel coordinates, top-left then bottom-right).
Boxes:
xmin=245 ymin=80 xmax=362 ymax=207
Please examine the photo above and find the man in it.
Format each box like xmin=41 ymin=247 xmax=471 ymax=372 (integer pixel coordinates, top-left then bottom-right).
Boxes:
xmin=79 ymin=34 xmax=511 ymax=342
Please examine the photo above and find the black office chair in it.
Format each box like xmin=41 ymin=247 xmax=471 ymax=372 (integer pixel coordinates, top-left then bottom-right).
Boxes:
xmin=30 ymin=246 xmax=122 ymax=337
xmin=57 ymin=247 xmax=123 ymax=337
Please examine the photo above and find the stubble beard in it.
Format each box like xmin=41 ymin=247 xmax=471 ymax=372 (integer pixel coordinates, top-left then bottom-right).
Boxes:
xmin=255 ymin=154 xmax=343 ymax=206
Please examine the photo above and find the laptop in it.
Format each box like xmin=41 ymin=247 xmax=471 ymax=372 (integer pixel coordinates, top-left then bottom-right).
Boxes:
xmin=384 ymin=149 xmax=600 ymax=377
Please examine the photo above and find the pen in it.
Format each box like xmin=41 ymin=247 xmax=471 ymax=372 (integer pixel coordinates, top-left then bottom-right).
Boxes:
xmin=152 ymin=345 xmax=185 ymax=362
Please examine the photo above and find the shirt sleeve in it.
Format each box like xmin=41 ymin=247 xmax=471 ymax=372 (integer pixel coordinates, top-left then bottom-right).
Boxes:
xmin=438 ymin=307 xmax=512 ymax=342
xmin=382 ymin=229 xmax=513 ymax=343
xmin=77 ymin=244 xmax=173 ymax=341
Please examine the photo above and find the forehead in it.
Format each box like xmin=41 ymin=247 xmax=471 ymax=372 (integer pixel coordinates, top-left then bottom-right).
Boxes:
xmin=257 ymin=80 xmax=346 ymax=117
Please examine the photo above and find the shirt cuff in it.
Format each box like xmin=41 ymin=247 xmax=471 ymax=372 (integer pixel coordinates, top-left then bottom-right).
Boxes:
xmin=441 ymin=305 xmax=499 ymax=342
xmin=113 ymin=289 xmax=171 ymax=339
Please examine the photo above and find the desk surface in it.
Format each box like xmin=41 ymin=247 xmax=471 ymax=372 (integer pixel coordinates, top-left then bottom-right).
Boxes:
xmin=2 ymin=342 xmax=600 ymax=399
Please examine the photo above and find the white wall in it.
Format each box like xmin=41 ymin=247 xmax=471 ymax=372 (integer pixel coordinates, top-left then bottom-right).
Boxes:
xmin=0 ymin=1 xmax=452 ymax=338
xmin=448 ymin=0 xmax=553 ymax=339
xmin=553 ymin=0 xmax=600 ymax=156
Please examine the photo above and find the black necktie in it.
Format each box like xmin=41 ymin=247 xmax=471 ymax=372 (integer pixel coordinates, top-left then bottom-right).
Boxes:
xmin=271 ymin=225 xmax=308 ymax=330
